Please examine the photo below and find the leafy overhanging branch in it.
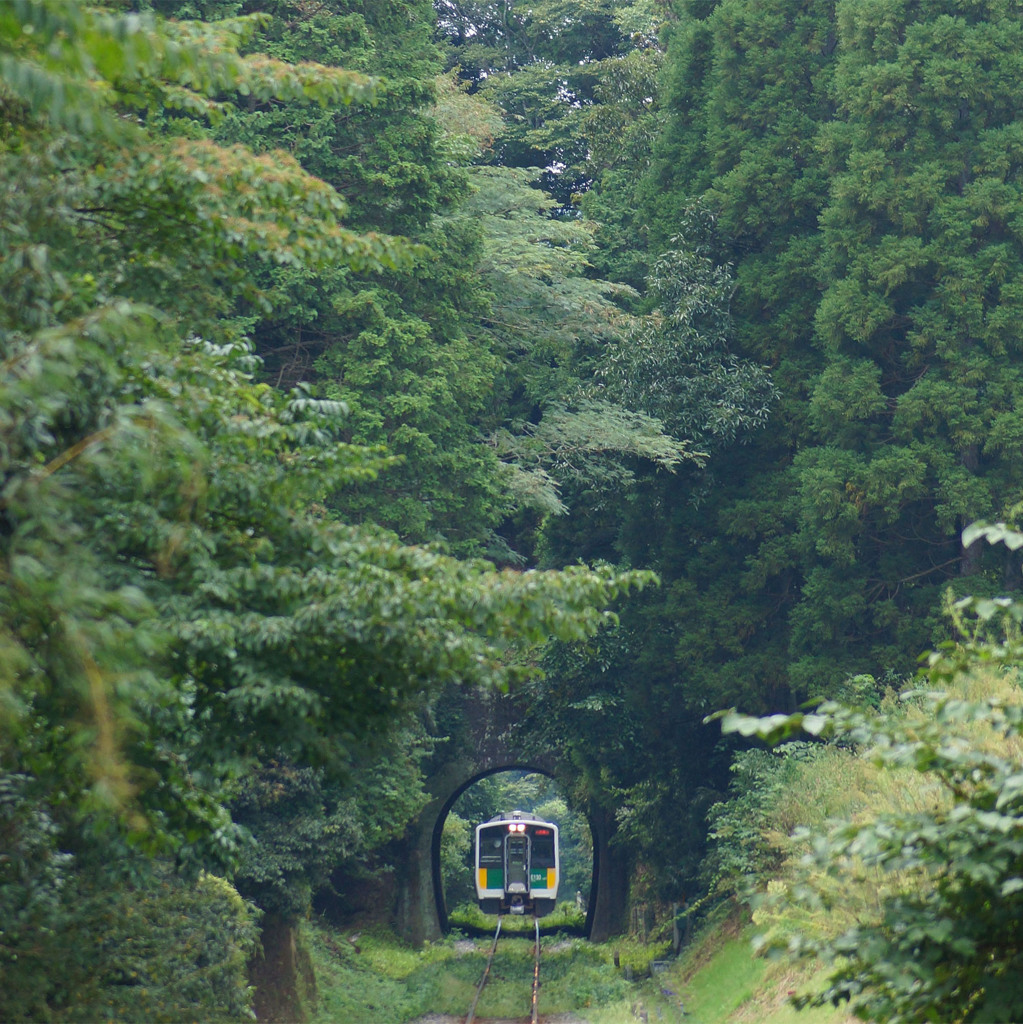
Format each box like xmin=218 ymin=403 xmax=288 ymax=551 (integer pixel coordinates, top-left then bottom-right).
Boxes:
xmin=0 ymin=1 xmax=654 ymax=865
xmin=0 ymin=1 xmax=379 ymax=137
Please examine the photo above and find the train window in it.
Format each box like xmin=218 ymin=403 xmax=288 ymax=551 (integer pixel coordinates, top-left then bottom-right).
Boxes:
xmin=531 ymin=835 xmax=555 ymax=868
xmin=478 ymin=826 xmax=504 ymax=866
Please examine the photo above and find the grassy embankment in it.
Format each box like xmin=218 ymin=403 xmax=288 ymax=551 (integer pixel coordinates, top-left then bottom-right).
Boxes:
xmin=300 ymin=667 xmax=1019 ymax=1023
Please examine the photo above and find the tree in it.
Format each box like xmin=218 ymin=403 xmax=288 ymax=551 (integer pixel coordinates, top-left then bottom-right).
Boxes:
xmin=610 ymin=0 xmax=838 ymax=716
xmin=201 ymin=0 xmax=510 ymax=554
xmin=436 ymin=0 xmax=661 ymax=208
xmin=0 ymin=2 xmax=654 ymax=1011
xmin=791 ymin=0 xmax=1023 ymax=687
xmin=579 ymin=31 xmax=667 ymax=289
xmin=230 ymin=732 xmax=428 ymax=918
xmin=0 ymin=772 xmax=259 ymax=1024
xmin=452 ymin=163 xmax=697 ymax=538
xmin=621 ymin=0 xmax=1023 ymax=718
xmin=597 ymin=205 xmax=776 ymax=451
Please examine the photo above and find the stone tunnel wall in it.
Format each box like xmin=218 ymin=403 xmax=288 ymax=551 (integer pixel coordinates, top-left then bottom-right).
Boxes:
xmin=391 ymin=685 xmax=631 ymax=944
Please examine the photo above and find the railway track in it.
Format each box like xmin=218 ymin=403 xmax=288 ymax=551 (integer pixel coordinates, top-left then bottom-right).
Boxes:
xmin=464 ymin=915 xmax=542 ymax=1024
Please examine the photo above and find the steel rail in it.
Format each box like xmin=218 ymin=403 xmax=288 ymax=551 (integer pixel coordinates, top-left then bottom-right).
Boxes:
xmin=530 ymin=915 xmax=541 ymax=1024
xmin=464 ymin=915 xmax=502 ymax=1024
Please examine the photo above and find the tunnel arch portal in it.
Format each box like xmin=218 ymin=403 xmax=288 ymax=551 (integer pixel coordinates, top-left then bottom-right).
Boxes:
xmin=430 ymin=764 xmax=590 ymax=934
xmin=392 ymin=687 xmax=630 ymax=945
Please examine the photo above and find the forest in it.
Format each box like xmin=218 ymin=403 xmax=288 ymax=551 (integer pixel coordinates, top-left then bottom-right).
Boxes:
xmin=2 ymin=0 xmax=1023 ymax=1021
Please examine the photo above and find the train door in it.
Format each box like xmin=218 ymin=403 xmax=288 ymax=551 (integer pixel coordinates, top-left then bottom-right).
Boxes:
xmin=505 ymin=833 xmax=529 ymax=894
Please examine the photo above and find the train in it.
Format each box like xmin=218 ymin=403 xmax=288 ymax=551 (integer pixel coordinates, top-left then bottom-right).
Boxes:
xmin=474 ymin=810 xmax=560 ymax=917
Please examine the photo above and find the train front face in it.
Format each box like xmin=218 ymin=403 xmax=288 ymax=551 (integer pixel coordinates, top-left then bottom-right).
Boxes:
xmin=475 ymin=814 xmax=559 ymax=917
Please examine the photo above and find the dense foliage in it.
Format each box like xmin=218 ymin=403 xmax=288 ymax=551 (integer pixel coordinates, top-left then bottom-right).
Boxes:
xmin=620 ymin=0 xmax=1023 ymax=704
xmin=718 ymin=527 xmax=1023 ymax=1022
xmin=0 ymin=2 xmax=652 ymax=1017
xmin=517 ymin=0 xmax=1023 ymax=921
xmin=7 ymin=0 xmax=1023 ymax=1017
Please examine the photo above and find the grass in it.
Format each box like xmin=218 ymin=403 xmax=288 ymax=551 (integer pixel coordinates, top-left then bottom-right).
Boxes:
xmin=665 ymin=917 xmax=856 ymax=1024
xmin=303 ymin=924 xmax=443 ymax=1023
xmin=301 ymin=911 xmax=855 ymax=1024
xmin=302 ymin=918 xmax=655 ymax=1023
xmin=751 ymin=669 xmax=1023 ymax=960
xmin=575 ymin=909 xmax=858 ymax=1024
xmin=447 ymin=899 xmax=586 ymax=934
xmin=703 ymin=666 xmax=1023 ymax=1022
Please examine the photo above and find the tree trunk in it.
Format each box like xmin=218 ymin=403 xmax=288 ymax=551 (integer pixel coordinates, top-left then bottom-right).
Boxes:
xmin=250 ymin=912 xmax=303 ymax=1023
xmin=587 ymin=803 xmax=630 ymax=941
xmin=960 ymin=443 xmax=982 ymax=577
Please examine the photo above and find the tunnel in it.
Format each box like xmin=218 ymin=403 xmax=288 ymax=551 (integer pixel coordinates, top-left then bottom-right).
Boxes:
xmin=390 ymin=687 xmax=632 ymax=945
xmin=429 ymin=766 xmax=597 ymax=934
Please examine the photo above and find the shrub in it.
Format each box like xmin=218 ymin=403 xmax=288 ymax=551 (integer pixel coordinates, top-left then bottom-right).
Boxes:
xmin=0 ymin=775 xmax=259 ymax=1024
